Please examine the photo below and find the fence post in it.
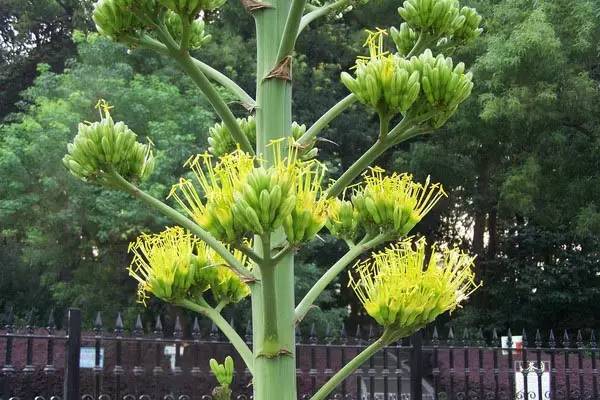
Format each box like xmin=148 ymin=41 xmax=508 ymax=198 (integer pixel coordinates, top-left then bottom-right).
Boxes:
xmin=64 ymin=308 xmax=81 ymax=400
xmin=410 ymin=330 xmax=423 ymax=400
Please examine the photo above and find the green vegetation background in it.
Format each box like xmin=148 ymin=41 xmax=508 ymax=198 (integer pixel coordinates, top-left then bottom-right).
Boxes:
xmin=1 ymin=0 xmax=600 ymax=334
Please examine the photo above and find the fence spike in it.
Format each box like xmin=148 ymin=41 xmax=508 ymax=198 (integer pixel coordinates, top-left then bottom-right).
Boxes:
xmin=174 ymin=315 xmax=183 ymax=338
xmin=432 ymin=326 xmax=439 ymax=340
xmin=576 ymin=329 xmax=583 ymax=347
xmin=462 ymin=327 xmax=469 ymax=345
xmin=563 ymin=330 xmax=570 ymax=347
xmin=210 ymin=321 xmax=219 ymax=341
xmin=309 ymin=323 xmax=317 ymax=343
xmin=368 ymin=324 xmax=375 ymax=342
xmin=245 ymin=319 xmax=252 ymax=343
xmin=4 ymin=306 xmax=14 ymax=329
xmin=26 ymin=309 xmax=34 ymax=332
xmin=295 ymin=325 xmax=302 ymax=344
xmin=133 ymin=314 xmax=144 ymax=336
xmin=154 ymin=315 xmax=163 ymax=336
xmin=549 ymin=329 xmax=556 ymax=348
xmin=355 ymin=324 xmax=362 ymax=344
xmin=192 ymin=316 xmax=201 ymax=340
xmin=229 ymin=317 xmax=235 ymax=331
xmin=591 ymin=330 xmax=597 ymax=348
xmin=47 ymin=308 xmax=56 ymax=333
xmin=94 ymin=311 xmax=103 ymax=333
xmin=477 ymin=328 xmax=485 ymax=346
xmin=492 ymin=328 xmax=498 ymax=344
xmin=535 ymin=329 xmax=542 ymax=348
xmin=115 ymin=312 xmax=124 ymax=334
xmin=325 ymin=322 xmax=332 ymax=342
xmin=448 ymin=326 xmax=455 ymax=341
xmin=340 ymin=324 xmax=348 ymax=344
xmin=521 ymin=329 xmax=528 ymax=346
xmin=506 ymin=328 xmax=513 ymax=347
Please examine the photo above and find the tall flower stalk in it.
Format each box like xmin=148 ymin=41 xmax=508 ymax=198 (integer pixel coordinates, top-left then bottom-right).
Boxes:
xmin=62 ymin=0 xmax=484 ymax=398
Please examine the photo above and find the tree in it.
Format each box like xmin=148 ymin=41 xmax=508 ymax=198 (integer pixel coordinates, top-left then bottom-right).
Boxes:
xmin=60 ymin=1 xmax=484 ymax=399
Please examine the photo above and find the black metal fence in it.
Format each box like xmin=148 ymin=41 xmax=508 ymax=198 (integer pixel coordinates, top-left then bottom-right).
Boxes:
xmin=1 ymin=308 xmax=599 ymax=400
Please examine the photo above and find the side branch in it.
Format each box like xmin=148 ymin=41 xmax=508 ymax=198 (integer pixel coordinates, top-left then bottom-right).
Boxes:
xmin=276 ymin=0 xmax=309 ymax=62
xmin=174 ymin=54 xmax=256 ymax=155
xmin=298 ymin=0 xmax=348 ymax=34
xmin=137 ymin=35 xmax=256 ymax=109
xmin=295 ymin=234 xmax=387 ymax=323
xmin=110 ymin=171 xmax=256 ymax=282
xmin=180 ymin=299 xmax=254 ymax=373
xmin=296 ymin=94 xmax=357 ymax=147
xmin=309 ymin=335 xmax=389 ymax=400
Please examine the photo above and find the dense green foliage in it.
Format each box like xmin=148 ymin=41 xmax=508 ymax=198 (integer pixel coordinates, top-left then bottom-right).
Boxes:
xmin=1 ymin=0 xmax=600 ymax=332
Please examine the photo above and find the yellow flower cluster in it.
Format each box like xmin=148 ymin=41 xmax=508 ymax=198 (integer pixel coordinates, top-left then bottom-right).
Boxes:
xmin=349 ymin=238 xmax=479 ymax=340
xmin=169 ymin=141 xmax=328 ymax=244
xmin=128 ymin=226 xmax=250 ymax=305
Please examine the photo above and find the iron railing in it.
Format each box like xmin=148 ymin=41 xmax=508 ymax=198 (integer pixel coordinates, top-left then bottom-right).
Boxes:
xmin=1 ymin=309 xmax=598 ymax=400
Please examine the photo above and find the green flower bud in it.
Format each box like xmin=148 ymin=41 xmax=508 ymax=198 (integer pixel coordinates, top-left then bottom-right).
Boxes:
xmin=92 ymin=0 xmax=160 ymax=42
xmin=390 ymin=23 xmax=418 ymax=57
xmin=326 ymin=198 xmax=362 ymax=243
xmin=408 ymin=49 xmax=473 ymax=127
xmin=62 ymin=102 xmax=154 ymax=185
xmin=399 ymin=0 xmax=465 ymax=39
xmin=165 ymin=11 xmax=211 ymax=49
xmin=159 ymin=0 xmax=225 ymax=15
xmin=452 ymin=6 xmax=483 ymax=42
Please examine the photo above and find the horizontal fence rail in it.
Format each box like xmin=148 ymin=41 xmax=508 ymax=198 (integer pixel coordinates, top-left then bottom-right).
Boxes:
xmin=0 ymin=309 xmax=598 ymax=400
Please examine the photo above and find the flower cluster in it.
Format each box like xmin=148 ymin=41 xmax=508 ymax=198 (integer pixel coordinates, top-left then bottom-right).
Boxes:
xmin=128 ymin=226 xmax=250 ymax=305
xmin=349 ymin=238 xmax=479 ymax=340
xmin=62 ymin=101 xmax=154 ymax=185
xmin=169 ymin=141 xmax=327 ymax=244
xmin=327 ymin=167 xmax=445 ymax=241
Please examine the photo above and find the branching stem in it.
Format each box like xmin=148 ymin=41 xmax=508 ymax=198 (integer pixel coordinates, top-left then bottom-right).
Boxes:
xmin=296 ymin=94 xmax=356 ymax=147
xmin=298 ymin=0 xmax=349 ymax=34
xmin=277 ymin=0 xmax=309 ymax=61
xmin=295 ymin=233 xmax=388 ymax=322
xmin=109 ymin=171 xmax=256 ymax=282
xmin=180 ymin=299 xmax=254 ymax=373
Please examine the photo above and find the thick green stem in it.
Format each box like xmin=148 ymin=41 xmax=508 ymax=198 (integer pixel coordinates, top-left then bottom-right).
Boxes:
xmin=309 ymin=336 xmax=389 ymax=400
xmin=296 ymin=94 xmax=357 ymax=147
xmin=253 ymin=0 xmax=298 ymax=396
xmin=295 ymin=234 xmax=387 ymax=322
xmin=109 ymin=171 xmax=255 ymax=282
xmin=180 ymin=299 xmax=254 ymax=373
xmin=172 ymin=53 xmax=255 ymax=154
xmin=297 ymin=0 xmax=348 ymax=34
xmin=258 ymin=264 xmax=280 ymax=355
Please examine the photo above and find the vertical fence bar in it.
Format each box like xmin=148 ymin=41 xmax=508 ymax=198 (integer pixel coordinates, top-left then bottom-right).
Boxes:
xmin=309 ymin=323 xmax=318 ymax=395
xmin=591 ymin=330 xmax=598 ymax=400
xmin=549 ymin=330 xmax=557 ymax=400
xmin=507 ymin=329 xmax=515 ymax=400
xmin=521 ymin=330 xmax=529 ymax=400
xmin=477 ymin=329 xmax=484 ymax=400
xmin=44 ymin=311 xmax=56 ymax=373
xmin=462 ymin=328 xmax=470 ymax=398
xmin=191 ymin=317 xmax=202 ymax=378
xmin=23 ymin=312 xmax=35 ymax=373
xmin=535 ymin=330 xmax=543 ymax=400
xmin=2 ymin=308 xmax=15 ymax=374
xmin=449 ymin=327 xmax=455 ymax=400
xmin=492 ymin=329 xmax=499 ymax=400
xmin=410 ymin=330 xmax=423 ymax=400
xmin=368 ymin=325 xmax=376 ymax=400
xmin=325 ymin=324 xmax=333 ymax=394
xmin=356 ymin=325 xmax=363 ymax=400
xmin=64 ymin=308 xmax=81 ymax=400
xmin=153 ymin=315 xmax=164 ymax=399
xmin=133 ymin=315 xmax=145 ymax=377
xmin=383 ymin=340 xmax=389 ymax=400
xmin=564 ymin=331 xmax=571 ymax=400
xmin=173 ymin=316 xmax=183 ymax=376
xmin=114 ymin=313 xmax=125 ymax=399
xmin=396 ymin=334 xmax=402 ymax=399
xmin=93 ymin=312 xmax=104 ymax=399
xmin=432 ymin=327 xmax=440 ymax=400
xmin=576 ymin=330 xmax=584 ymax=400
xmin=340 ymin=325 xmax=348 ymax=398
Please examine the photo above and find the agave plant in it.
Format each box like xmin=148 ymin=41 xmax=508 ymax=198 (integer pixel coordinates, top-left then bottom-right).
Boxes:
xmin=62 ymin=0 xmax=483 ymax=398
